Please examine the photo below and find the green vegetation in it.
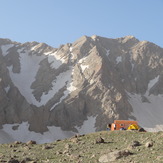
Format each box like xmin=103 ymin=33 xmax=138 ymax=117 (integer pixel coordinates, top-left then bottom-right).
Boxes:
xmin=0 ymin=131 xmax=162 ymax=162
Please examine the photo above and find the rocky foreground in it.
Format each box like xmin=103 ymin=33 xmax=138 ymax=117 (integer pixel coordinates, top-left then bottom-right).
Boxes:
xmin=0 ymin=131 xmax=162 ymax=163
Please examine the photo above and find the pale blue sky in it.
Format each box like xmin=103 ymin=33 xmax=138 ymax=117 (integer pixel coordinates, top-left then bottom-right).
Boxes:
xmin=0 ymin=0 xmax=163 ymax=48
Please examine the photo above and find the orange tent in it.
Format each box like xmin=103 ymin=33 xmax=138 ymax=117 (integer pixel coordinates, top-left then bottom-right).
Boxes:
xmin=111 ymin=120 xmax=139 ymax=131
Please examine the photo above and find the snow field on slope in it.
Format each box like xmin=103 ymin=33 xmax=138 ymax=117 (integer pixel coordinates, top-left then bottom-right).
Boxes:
xmin=128 ymin=93 xmax=163 ymax=132
xmin=75 ymin=116 xmax=96 ymax=134
xmin=128 ymin=76 xmax=163 ymax=131
xmin=0 ymin=116 xmax=96 ymax=144
xmin=7 ymin=47 xmax=76 ymax=107
xmin=44 ymin=51 xmax=65 ymax=69
xmin=0 ymin=130 xmax=14 ymax=144
xmin=8 ymin=49 xmax=45 ymax=106
xmin=0 ymin=122 xmax=75 ymax=144
xmin=146 ymin=75 xmax=159 ymax=94
xmin=50 ymin=68 xmax=77 ymax=110
xmin=42 ymin=68 xmax=76 ymax=109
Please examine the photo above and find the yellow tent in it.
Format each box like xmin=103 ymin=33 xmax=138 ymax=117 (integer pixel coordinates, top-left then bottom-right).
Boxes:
xmin=127 ymin=124 xmax=139 ymax=130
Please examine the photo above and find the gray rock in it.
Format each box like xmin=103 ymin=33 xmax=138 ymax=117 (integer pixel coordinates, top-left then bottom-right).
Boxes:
xmin=26 ymin=140 xmax=36 ymax=145
xmin=99 ymin=149 xmax=132 ymax=162
xmin=7 ymin=159 xmax=20 ymax=163
xmin=145 ymin=141 xmax=153 ymax=148
xmin=138 ymin=128 xmax=146 ymax=132
xmin=95 ymin=137 xmax=105 ymax=144
xmin=131 ymin=140 xmax=141 ymax=147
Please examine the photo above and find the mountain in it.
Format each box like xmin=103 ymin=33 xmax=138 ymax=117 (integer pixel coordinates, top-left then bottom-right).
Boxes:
xmin=0 ymin=35 xmax=163 ymax=143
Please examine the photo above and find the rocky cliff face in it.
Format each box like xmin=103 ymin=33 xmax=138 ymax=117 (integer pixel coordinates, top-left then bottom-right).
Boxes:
xmin=0 ymin=36 xmax=163 ymax=142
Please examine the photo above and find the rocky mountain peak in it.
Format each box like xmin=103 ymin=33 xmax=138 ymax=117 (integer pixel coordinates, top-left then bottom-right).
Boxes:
xmin=91 ymin=35 xmax=98 ymax=41
xmin=117 ymin=35 xmax=139 ymax=47
xmin=0 ymin=38 xmax=15 ymax=45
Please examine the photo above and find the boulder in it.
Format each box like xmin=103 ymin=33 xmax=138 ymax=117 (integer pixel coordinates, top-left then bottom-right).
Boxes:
xmin=99 ymin=150 xmax=132 ymax=162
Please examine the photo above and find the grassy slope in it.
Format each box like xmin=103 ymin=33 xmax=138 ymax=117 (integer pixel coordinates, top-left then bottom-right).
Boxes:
xmin=0 ymin=131 xmax=162 ymax=163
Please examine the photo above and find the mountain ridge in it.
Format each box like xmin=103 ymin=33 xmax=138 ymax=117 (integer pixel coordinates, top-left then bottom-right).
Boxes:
xmin=0 ymin=35 xmax=163 ymax=143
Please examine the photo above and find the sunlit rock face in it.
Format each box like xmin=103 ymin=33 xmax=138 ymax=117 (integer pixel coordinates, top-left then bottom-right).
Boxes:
xmin=0 ymin=35 xmax=163 ymax=143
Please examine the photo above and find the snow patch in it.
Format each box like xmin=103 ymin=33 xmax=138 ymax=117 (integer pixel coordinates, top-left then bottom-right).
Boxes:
xmin=116 ymin=56 xmax=122 ymax=64
xmin=131 ymin=63 xmax=134 ymax=71
xmin=128 ymin=92 xmax=163 ymax=132
xmin=8 ymin=49 xmax=45 ymax=106
xmin=147 ymin=76 xmax=159 ymax=92
xmin=44 ymin=51 xmax=64 ymax=69
xmin=4 ymin=85 xmax=10 ymax=93
xmin=80 ymin=65 xmax=89 ymax=72
xmin=31 ymin=45 xmax=38 ymax=51
xmin=105 ymin=49 xmax=110 ymax=57
xmin=70 ymin=47 xmax=73 ymax=52
xmin=78 ymin=56 xmax=88 ymax=63
xmin=30 ymin=44 xmax=43 ymax=53
xmin=89 ymin=79 xmax=94 ymax=85
xmin=78 ymin=56 xmax=89 ymax=72
xmin=75 ymin=116 xmax=96 ymax=134
xmin=1 ymin=44 xmax=14 ymax=56
xmin=0 ymin=130 xmax=14 ymax=143
xmin=50 ymin=68 xmax=77 ymax=110
xmin=7 ymin=48 xmax=74 ymax=107
xmin=0 ymin=117 xmax=97 ymax=144
xmin=67 ymin=68 xmax=77 ymax=92
xmin=42 ymin=69 xmax=71 ymax=108
xmin=0 ymin=122 xmax=75 ymax=144
xmin=69 ymin=47 xmax=75 ymax=60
